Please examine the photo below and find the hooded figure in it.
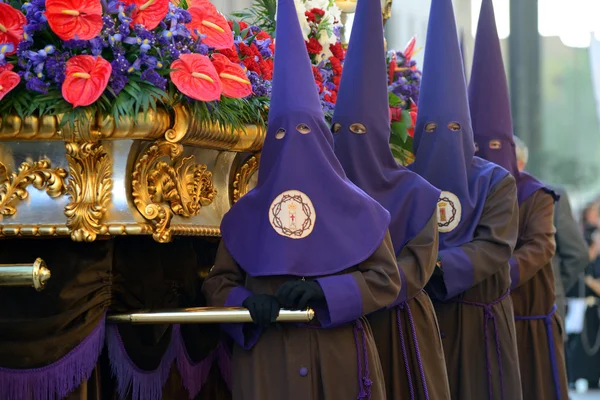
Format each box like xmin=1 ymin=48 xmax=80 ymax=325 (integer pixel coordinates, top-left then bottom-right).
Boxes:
xmin=201 ymin=0 xmax=401 ymax=397
xmin=469 ymin=1 xmax=568 ymax=399
xmin=333 ymin=0 xmax=450 ymax=398
xmin=408 ymin=0 xmax=523 ymax=399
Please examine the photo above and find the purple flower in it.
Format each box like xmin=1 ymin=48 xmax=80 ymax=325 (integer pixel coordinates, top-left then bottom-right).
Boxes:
xmin=0 ymin=43 xmax=15 ymax=65
xmin=141 ymin=69 xmax=167 ymax=90
xmin=25 ymin=77 xmax=49 ymax=94
xmin=109 ymin=72 xmax=128 ymax=94
xmin=46 ymin=52 xmax=69 ymax=84
xmin=247 ymin=71 xmax=271 ymax=97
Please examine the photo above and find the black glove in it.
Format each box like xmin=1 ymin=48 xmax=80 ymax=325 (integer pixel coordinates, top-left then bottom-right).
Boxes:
xmin=275 ymin=280 xmax=325 ymax=310
xmin=242 ymin=294 xmax=281 ymax=328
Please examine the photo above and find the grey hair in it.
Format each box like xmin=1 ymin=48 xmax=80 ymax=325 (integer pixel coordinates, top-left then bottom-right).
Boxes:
xmin=513 ymin=136 xmax=529 ymax=165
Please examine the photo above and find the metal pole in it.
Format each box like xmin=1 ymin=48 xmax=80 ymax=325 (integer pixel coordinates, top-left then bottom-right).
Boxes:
xmin=509 ymin=0 xmax=541 ymax=175
xmin=0 ymin=258 xmax=51 ymax=291
xmin=108 ymin=307 xmax=315 ymax=324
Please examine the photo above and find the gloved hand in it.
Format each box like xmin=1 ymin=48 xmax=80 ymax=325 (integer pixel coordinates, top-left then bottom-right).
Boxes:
xmin=275 ymin=280 xmax=325 ymax=310
xmin=242 ymin=294 xmax=281 ymax=328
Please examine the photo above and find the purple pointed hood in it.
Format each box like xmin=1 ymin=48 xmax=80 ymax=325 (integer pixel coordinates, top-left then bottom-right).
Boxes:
xmin=408 ymin=0 xmax=510 ymax=249
xmin=333 ymin=0 xmax=440 ymax=256
xmin=219 ymin=0 xmax=391 ymax=277
xmin=470 ymin=0 xmax=556 ymax=205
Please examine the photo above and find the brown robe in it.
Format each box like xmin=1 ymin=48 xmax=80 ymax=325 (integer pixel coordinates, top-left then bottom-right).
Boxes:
xmin=368 ymin=213 xmax=451 ymax=399
xmin=427 ymin=174 xmax=523 ymax=400
xmin=511 ymin=190 xmax=569 ymax=400
xmin=202 ymin=232 xmax=401 ymax=400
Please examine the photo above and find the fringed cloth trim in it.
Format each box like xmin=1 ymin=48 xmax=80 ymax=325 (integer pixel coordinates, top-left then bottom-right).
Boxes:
xmin=0 ymin=315 xmax=106 ymax=400
xmin=106 ymin=324 xmax=179 ymax=400
xmin=175 ymin=326 xmax=218 ymax=399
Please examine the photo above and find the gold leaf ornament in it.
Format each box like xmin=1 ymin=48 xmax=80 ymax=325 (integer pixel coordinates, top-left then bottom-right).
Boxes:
xmin=64 ymin=142 xmax=113 ymax=242
xmin=0 ymin=159 xmax=67 ymax=217
xmin=132 ymin=140 xmax=216 ymax=243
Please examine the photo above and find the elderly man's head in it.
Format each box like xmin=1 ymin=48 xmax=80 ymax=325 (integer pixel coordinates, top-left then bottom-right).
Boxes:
xmin=513 ymin=136 xmax=528 ymax=172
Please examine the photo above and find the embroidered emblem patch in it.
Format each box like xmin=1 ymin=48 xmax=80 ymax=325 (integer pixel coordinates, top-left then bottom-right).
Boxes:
xmin=437 ymin=191 xmax=461 ymax=233
xmin=270 ymin=190 xmax=316 ymax=239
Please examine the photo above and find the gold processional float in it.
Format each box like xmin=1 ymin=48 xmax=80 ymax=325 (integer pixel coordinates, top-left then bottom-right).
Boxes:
xmin=0 ymin=0 xmax=392 ymax=325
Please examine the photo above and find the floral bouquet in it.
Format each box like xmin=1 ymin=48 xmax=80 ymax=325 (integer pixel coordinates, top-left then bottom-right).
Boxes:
xmin=388 ymin=37 xmax=421 ymax=165
xmin=0 ymin=0 xmax=272 ymax=129
xmin=235 ymin=0 xmax=344 ymax=117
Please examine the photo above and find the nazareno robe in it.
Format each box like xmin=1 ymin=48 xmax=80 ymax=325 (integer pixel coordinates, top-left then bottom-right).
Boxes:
xmin=202 ymin=232 xmax=401 ymax=400
xmin=511 ymin=190 xmax=569 ymax=400
xmin=367 ymin=212 xmax=451 ymax=400
xmin=426 ymin=174 xmax=523 ymax=400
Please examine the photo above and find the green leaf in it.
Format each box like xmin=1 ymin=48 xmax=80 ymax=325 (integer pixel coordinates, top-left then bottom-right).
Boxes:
xmin=391 ymin=121 xmax=409 ymax=143
xmin=388 ymin=92 xmax=401 ymax=108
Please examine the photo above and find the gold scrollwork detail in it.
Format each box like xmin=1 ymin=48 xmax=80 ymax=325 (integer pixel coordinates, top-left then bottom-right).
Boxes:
xmin=0 ymin=159 xmax=67 ymax=218
xmin=232 ymin=155 xmax=260 ymax=204
xmin=64 ymin=142 xmax=113 ymax=242
xmin=132 ymin=140 xmax=217 ymax=243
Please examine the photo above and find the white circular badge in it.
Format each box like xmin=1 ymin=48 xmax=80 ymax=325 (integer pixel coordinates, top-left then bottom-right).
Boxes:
xmin=437 ymin=191 xmax=461 ymax=233
xmin=269 ymin=190 xmax=316 ymax=239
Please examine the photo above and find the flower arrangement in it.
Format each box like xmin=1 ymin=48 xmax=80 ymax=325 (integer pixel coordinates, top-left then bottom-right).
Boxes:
xmin=388 ymin=37 xmax=422 ymax=165
xmin=0 ymin=0 xmax=271 ymax=129
xmin=234 ymin=0 xmax=344 ymax=117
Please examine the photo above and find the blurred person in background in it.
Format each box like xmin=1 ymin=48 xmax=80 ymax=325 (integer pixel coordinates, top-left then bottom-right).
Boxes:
xmin=514 ymin=136 xmax=589 ymax=325
xmin=565 ymin=208 xmax=600 ymax=392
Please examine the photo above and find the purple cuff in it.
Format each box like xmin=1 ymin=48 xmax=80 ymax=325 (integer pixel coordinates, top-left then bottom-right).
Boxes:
xmin=439 ymin=248 xmax=474 ymax=300
xmin=509 ymin=257 xmax=520 ymax=289
xmin=222 ymin=286 xmax=262 ymax=350
xmin=315 ymin=274 xmax=363 ymax=327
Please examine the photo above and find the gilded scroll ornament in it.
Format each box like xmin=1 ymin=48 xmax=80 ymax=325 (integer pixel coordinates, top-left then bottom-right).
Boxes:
xmin=64 ymin=142 xmax=113 ymax=242
xmin=232 ymin=155 xmax=260 ymax=203
xmin=132 ymin=140 xmax=216 ymax=243
xmin=0 ymin=159 xmax=67 ymax=217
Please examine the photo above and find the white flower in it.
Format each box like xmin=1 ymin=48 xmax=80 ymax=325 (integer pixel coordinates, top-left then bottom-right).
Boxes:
xmin=276 ymin=0 xmax=311 ymax=41
xmin=295 ymin=0 xmax=312 ymax=41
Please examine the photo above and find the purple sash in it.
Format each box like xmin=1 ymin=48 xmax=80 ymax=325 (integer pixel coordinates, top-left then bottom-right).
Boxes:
xmin=453 ymin=290 xmax=510 ymax=400
xmin=514 ymin=304 xmax=561 ymax=400
xmin=354 ymin=319 xmax=373 ymax=400
xmin=395 ymin=291 xmax=429 ymax=400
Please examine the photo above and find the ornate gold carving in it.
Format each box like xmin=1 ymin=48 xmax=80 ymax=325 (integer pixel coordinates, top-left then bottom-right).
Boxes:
xmin=165 ymin=104 xmax=190 ymax=143
xmin=59 ymin=111 xmax=102 ymax=142
xmin=0 ymin=223 xmax=155 ymax=237
xmin=132 ymin=140 xmax=217 ymax=243
xmin=382 ymin=0 xmax=393 ymax=24
xmin=0 ymin=107 xmax=265 ymax=153
xmin=64 ymin=142 xmax=113 ymax=242
xmin=0 ymin=159 xmax=67 ymax=217
xmin=232 ymin=155 xmax=260 ymax=203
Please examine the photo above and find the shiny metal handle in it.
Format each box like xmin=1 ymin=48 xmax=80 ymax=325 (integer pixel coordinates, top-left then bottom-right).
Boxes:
xmin=0 ymin=258 xmax=51 ymax=291
xmin=107 ymin=307 xmax=315 ymax=324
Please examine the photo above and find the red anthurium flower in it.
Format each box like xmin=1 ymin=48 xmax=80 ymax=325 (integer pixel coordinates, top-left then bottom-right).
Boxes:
xmin=187 ymin=0 xmax=234 ymax=50
xmin=211 ymin=53 xmax=251 ymax=98
xmin=407 ymin=104 xmax=418 ymax=138
xmin=170 ymin=53 xmax=222 ymax=102
xmin=45 ymin=0 xmax=103 ymax=41
xmin=62 ymin=55 xmax=111 ymax=107
xmin=123 ymin=0 xmax=169 ymax=30
xmin=0 ymin=3 xmax=26 ymax=55
xmin=0 ymin=70 xmax=20 ymax=101
xmin=404 ymin=36 xmax=416 ymax=61
xmin=388 ymin=52 xmax=397 ymax=85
